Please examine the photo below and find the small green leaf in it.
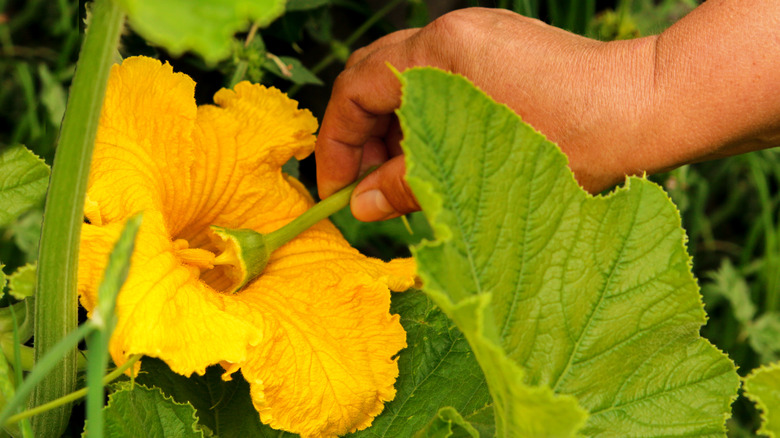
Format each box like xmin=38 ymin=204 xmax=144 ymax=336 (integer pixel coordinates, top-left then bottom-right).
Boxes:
xmin=303 ymin=8 xmax=332 ymax=44
xmin=98 ymin=382 xmax=205 ymax=437
xmin=744 ymin=362 xmax=780 ymax=437
xmin=1 ymin=264 xmax=6 ymax=291
xmin=748 ymin=313 xmax=780 ymax=364
xmin=117 ymin=0 xmax=286 ymax=63
xmin=231 ymin=37 xmax=266 ymax=85
xmin=263 ymin=55 xmax=323 ymax=85
xmin=286 ymin=0 xmax=329 ymax=11
xmin=398 ymin=67 xmax=740 ymax=436
xmin=414 ymin=407 xmax=480 ymax=438
xmin=0 ymin=146 xmax=50 ymax=228
xmin=703 ymin=258 xmax=755 ymax=323
xmin=459 ymin=405 xmax=494 ymax=437
xmin=7 ymin=264 xmax=36 ymax=300
xmin=38 ymin=64 xmax=67 ymax=128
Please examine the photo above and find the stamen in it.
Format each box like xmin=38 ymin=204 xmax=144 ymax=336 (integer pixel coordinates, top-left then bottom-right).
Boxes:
xmin=173 ymin=239 xmax=216 ymax=269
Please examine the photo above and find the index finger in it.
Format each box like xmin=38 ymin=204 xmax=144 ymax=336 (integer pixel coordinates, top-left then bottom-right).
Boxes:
xmin=315 ymin=34 xmax=432 ymax=199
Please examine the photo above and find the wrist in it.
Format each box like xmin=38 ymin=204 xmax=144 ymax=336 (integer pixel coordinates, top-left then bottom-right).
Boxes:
xmin=552 ymin=35 xmax=661 ymax=194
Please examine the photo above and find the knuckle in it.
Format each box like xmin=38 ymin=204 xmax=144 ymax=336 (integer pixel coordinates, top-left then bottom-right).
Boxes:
xmin=331 ymin=70 xmax=351 ymax=95
xmin=426 ymin=9 xmax=470 ymax=40
xmin=417 ymin=8 xmax=493 ymax=72
xmin=346 ymin=47 xmax=370 ymax=69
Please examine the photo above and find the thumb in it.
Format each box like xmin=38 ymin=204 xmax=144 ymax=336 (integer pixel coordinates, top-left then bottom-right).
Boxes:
xmin=350 ymin=155 xmax=421 ymax=222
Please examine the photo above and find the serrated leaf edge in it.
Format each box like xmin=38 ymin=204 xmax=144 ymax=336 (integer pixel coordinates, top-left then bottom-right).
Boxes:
xmin=98 ymin=381 xmax=205 ymax=437
xmin=743 ymin=361 xmax=780 ymax=438
xmin=7 ymin=263 xmax=36 ymax=300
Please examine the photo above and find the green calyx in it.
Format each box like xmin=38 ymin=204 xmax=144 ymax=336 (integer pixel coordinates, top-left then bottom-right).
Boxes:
xmin=211 ymin=170 xmax=372 ymax=294
xmin=210 ymin=227 xmax=271 ymax=294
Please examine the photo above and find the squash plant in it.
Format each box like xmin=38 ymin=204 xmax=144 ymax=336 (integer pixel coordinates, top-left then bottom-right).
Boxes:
xmin=1 ymin=0 xmax=779 ymax=437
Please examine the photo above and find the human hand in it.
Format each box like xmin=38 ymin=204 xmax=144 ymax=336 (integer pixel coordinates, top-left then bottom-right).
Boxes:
xmin=316 ymin=7 xmax=657 ymax=221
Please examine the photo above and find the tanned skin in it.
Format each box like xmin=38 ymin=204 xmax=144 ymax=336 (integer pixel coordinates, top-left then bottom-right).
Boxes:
xmin=315 ymin=1 xmax=780 ymax=221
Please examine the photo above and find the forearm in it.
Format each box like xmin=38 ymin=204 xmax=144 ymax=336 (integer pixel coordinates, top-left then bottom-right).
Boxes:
xmin=649 ymin=0 xmax=780 ymax=170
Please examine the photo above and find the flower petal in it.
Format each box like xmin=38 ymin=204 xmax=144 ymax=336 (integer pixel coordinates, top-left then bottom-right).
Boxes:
xmin=174 ymin=84 xmax=318 ymax=240
xmin=78 ymin=212 xmax=262 ymax=376
xmin=237 ymin=271 xmax=406 ymax=438
xmin=88 ymin=56 xmax=197 ymax=227
xmin=268 ymin=223 xmax=418 ymax=292
xmin=88 ymin=57 xmax=318 ymax=241
xmin=213 ymin=81 xmax=318 ymax=168
xmin=232 ymin=201 xmax=416 ymax=437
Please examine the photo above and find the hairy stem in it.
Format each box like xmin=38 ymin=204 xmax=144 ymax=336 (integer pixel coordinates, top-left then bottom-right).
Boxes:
xmin=31 ymin=0 xmax=125 ymax=435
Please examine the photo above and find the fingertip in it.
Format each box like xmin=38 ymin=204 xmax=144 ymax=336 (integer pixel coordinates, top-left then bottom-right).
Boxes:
xmin=351 ymin=189 xmax=398 ymax=222
xmin=349 ymin=156 xmax=420 ymax=222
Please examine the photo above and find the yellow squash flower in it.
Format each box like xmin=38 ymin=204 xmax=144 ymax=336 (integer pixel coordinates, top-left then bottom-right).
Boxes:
xmin=78 ymin=56 xmax=417 ymax=437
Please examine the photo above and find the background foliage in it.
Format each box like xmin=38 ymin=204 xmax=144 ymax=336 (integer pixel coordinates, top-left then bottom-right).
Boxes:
xmin=2 ymin=0 xmax=779 ymax=436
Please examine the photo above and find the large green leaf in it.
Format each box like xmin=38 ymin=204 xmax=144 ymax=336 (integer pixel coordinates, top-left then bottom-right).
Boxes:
xmin=351 ymin=291 xmax=491 ymax=438
xmin=117 ymin=0 xmax=286 ymax=63
xmin=748 ymin=313 xmax=780 ymax=365
xmin=744 ymin=362 xmax=780 ymax=437
xmin=99 ymin=382 xmax=204 ymax=437
xmin=398 ymin=67 xmax=740 ymax=436
xmin=136 ymin=358 xmax=277 ymax=438
xmin=0 ymin=146 xmax=50 ymax=228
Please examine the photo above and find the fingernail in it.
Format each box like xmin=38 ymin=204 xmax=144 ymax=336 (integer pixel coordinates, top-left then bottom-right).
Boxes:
xmin=352 ymin=189 xmax=397 ymax=221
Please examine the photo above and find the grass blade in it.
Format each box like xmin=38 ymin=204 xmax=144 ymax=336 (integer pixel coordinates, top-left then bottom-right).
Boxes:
xmin=0 ymin=323 xmax=95 ymax=427
xmin=84 ymin=215 xmax=142 ymax=438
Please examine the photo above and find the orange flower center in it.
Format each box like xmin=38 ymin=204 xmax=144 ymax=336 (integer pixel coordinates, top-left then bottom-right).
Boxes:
xmin=173 ymin=239 xmax=215 ymax=269
xmin=173 ymin=236 xmax=239 ymax=293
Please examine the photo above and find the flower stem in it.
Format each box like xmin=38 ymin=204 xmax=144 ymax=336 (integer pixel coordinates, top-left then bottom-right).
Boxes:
xmin=265 ymin=169 xmax=374 ymax=252
xmin=213 ymin=168 xmax=376 ymax=294
xmin=31 ymin=0 xmax=125 ymax=435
